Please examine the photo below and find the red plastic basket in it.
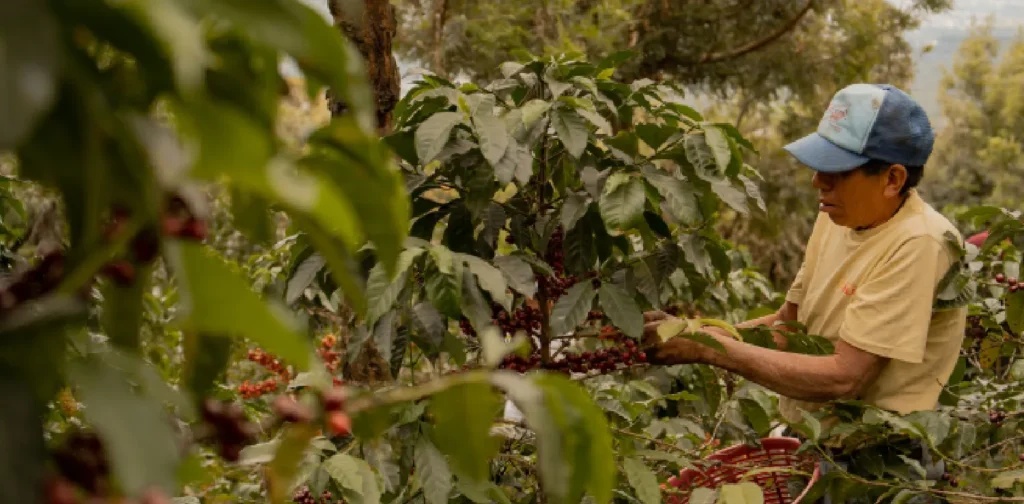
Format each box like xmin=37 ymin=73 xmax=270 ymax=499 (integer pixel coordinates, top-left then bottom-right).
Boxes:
xmin=664 ymin=437 xmax=820 ymax=504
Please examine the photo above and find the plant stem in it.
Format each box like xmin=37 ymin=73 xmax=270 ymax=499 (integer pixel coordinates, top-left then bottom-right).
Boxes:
xmin=538 ymin=138 xmax=552 ymax=366
xmin=346 ymin=369 xmax=491 ymax=414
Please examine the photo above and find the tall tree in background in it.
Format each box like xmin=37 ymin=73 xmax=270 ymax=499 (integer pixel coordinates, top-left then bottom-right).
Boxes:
xmin=329 ymin=0 xmax=403 ymax=132
xmin=922 ymin=20 xmax=1024 ymax=213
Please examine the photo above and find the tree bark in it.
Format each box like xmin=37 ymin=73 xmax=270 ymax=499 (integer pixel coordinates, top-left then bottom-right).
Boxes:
xmin=431 ymin=0 xmax=448 ymax=77
xmin=328 ymin=0 xmax=402 ymax=134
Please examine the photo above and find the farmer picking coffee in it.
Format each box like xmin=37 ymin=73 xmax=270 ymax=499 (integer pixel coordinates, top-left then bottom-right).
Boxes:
xmin=642 ymin=83 xmax=968 ymax=425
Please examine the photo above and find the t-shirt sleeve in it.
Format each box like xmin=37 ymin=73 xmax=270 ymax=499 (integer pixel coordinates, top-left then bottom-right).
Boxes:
xmin=786 ymin=261 xmax=808 ymax=304
xmin=839 ymin=236 xmax=952 ymax=363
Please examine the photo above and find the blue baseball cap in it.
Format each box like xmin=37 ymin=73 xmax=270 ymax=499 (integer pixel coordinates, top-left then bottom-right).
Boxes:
xmin=784 ymin=84 xmax=935 ymax=173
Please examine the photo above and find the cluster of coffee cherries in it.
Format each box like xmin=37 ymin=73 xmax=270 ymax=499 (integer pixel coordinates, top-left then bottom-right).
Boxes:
xmin=965 ymin=315 xmax=987 ymax=341
xmin=0 ymin=250 xmax=67 ymax=315
xmin=460 ymin=302 xmax=544 ymax=339
xmin=940 ymin=472 xmax=960 ymax=487
xmin=0 ymin=194 xmax=208 ymax=317
xmin=46 ymin=431 xmax=172 ymax=504
xmin=989 ymin=409 xmax=1009 ymax=425
xmin=318 ymin=333 xmax=342 ymax=374
xmin=200 ymin=398 xmax=260 ymax=462
xmin=536 ymin=226 xmax=598 ymax=301
xmin=238 ymin=348 xmax=292 ymax=399
xmin=99 ymin=195 xmax=208 ymax=287
xmin=498 ymin=337 xmax=647 ymax=375
xmin=292 ymin=486 xmax=341 ymax=504
xmin=270 ymin=386 xmax=353 ymax=437
xmin=995 ymin=273 xmax=1021 ymax=293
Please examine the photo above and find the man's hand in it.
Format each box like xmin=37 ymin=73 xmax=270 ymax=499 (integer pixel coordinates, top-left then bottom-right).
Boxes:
xmin=641 ymin=310 xmax=708 ymax=366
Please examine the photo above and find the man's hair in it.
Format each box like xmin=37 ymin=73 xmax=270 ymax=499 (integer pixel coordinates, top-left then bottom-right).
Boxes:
xmin=858 ymin=159 xmax=924 ymax=196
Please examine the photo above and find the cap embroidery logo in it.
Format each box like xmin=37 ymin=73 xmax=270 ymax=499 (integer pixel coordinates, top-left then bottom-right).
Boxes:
xmin=841 ymin=282 xmax=857 ymax=296
xmin=826 ymin=104 xmax=848 ymax=133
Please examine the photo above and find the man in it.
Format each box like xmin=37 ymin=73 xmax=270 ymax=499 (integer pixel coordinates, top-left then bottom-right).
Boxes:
xmin=642 ymin=84 xmax=967 ymax=484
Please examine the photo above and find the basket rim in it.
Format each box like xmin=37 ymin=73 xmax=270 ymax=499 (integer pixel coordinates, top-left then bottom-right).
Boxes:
xmin=668 ymin=436 xmax=821 ymax=504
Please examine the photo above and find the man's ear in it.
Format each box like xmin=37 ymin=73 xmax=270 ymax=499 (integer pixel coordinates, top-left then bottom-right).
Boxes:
xmin=883 ymin=164 xmax=908 ymax=197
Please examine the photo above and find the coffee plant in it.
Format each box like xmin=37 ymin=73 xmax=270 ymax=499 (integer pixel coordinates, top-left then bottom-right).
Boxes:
xmin=4 ymin=2 xmax=1024 ymax=504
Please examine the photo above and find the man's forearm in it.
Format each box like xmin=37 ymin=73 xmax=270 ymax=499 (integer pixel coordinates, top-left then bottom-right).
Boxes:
xmin=694 ymin=328 xmax=866 ymax=403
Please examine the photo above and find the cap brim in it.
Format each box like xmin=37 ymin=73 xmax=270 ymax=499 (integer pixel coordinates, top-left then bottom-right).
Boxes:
xmin=783 ymin=132 xmax=869 ymax=173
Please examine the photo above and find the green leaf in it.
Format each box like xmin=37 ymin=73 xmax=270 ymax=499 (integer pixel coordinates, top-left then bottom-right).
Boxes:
xmin=550 ymin=282 xmax=597 ymax=335
xmin=415 ymin=438 xmax=453 ymax=504
xmin=1006 ymin=290 xmax=1024 ymax=334
xmin=622 ymin=458 xmax=660 ymax=504
xmin=100 ymin=268 xmax=149 ymax=350
xmin=689 ymin=488 xmax=718 ymax=504
xmin=301 ymin=120 xmax=411 ymax=274
xmin=1 ymin=0 xmax=60 ymax=148
xmin=473 ymin=110 xmax=509 ymax=166
xmin=738 ymin=398 xmax=772 ymax=437
xmin=69 ymin=358 xmax=180 ymax=497
xmin=493 ymin=137 xmax=532 ymax=185
xmin=202 ymin=0 xmax=374 ymax=130
xmin=0 ymin=378 xmax=45 ymax=504
xmin=412 ymin=302 xmax=446 ymax=343
xmin=792 ymin=411 xmax=822 ymax=442
xmin=635 ymin=124 xmax=677 ymax=151
xmin=577 ymin=108 xmax=613 ymax=135
xmin=363 ymin=440 xmax=401 ymax=494
xmin=711 ymin=123 xmax=757 ymax=153
xmin=992 ymin=469 xmax=1024 ymax=489
xmin=552 ymin=107 xmax=589 ymax=158
xmin=366 ymin=247 xmax=423 ymax=326
xmin=428 ymin=381 xmax=502 ymax=482
xmin=534 ymin=374 xmax=616 ymax=504
xmin=684 ymin=133 xmax=720 ymax=181
xmin=460 ymin=269 xmax=493 ymax=334
xmin=481 ymin=203 xmax=506 ymax=245
xmin=182 ymin=331 xmax=233 ymax=401
xmin=373 ymin=311 xmax=398 ymax=364
xmin=702 ymin=126 xmax=733 ymax=175
xmin=711 ymin=179 xmax=749 ymax=215
xmin=494 ymin=255 xmax=537 ymax=297
xmin=719 ymin=482 xmax=764 ymax=504
xmin=286 ymin=252 xmax=326 ymax=305
xmin=459 ymin=254 xmax=512 ymax=312
xmin=426 ymin=270 xmax=462 ymax=321
xmin=174 ymin=243 xmax=311 ymax=370
xmin=323 ymin=453 xmax=381 ymax=504
xmin=599 ymin=174 xmax=645 ymax=233
xmin=598 ymin=283 xmax=643 ymax=339
xmin=606 ymin=131 xmax=639 ymax=161
xmin=458 ymin=479 xmax=513 ymax=504
xmin=640 ymin=166 xmax=699 ymax=226
xmin=905 ymin=411 xmax=951 ymax=447
xmin=738 ymin=174 xmax=766 ymax=213
xmin=521 ymin=99 xmax=552 ymax=127
xmin=561 ymin=193 xmax=591 ymax=232
xmin=416 ymin=112 xmax=464 ymax=163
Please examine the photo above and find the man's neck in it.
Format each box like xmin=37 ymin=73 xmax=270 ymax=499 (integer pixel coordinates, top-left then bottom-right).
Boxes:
xmin=855 ymin=193 xmax=910 ymax=231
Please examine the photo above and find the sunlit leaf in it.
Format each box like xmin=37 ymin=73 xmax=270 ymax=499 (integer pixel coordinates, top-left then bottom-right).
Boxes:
xmin=173 ymin=243 xmax=311 ymax=370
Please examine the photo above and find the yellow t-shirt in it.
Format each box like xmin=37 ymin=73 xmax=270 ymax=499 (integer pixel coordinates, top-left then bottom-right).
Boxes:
xmin=780 ymin=189 xmax=967 ymax=424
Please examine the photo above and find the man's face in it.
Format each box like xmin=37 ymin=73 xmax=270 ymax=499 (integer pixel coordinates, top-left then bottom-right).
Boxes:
xmin=811 ymin=167 xmax=895 ymax=228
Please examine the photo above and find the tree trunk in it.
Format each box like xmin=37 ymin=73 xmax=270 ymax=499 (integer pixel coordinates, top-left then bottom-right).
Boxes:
xmin=327 ymin=0 xmax=402 ymax=134
xmin=431 ymin=0 xmax=449 ymax=77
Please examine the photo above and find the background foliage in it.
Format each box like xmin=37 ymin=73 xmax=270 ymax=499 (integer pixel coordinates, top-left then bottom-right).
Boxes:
xmin=2 ymin=1 xmax=1024 ymax=504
